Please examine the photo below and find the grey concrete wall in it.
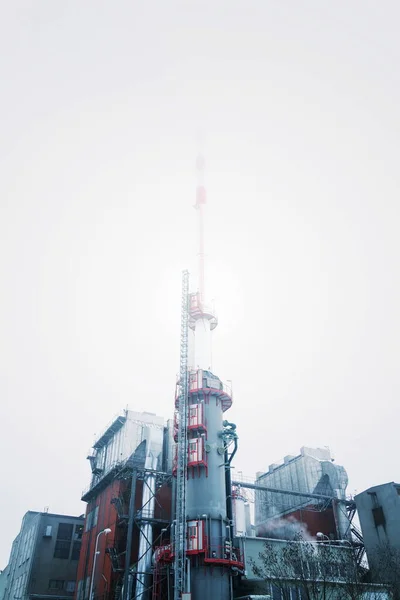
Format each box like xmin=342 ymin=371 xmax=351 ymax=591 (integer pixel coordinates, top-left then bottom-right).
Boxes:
xmin=3 ymin=512 xmax=84 ymax=600
xmin=0 ymin=567 xmax=9 ymax=600
xmin=355 ymin=482 xmax=400 ymax=572
xmin=29 ymin=514 xmax=84 ymax=599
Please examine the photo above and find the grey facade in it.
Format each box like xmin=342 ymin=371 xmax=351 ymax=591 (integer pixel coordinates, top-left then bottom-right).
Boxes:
xmin=355 ymin=482 xmax=400 ymax=573
xmin=3 ymin=511 xmax=84 ymax=600
xmin=0 ymin=567 xmax=9 ymax=600
xmin=255 ymin=446 xmax=351 ymax=540
xmin=237 ymin=537 xmax=390 ymax=600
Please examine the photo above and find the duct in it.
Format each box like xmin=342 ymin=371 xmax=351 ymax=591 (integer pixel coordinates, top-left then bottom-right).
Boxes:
xmin=223 ymin=421 xmax=238 ymax=541
xmin=321 ymin=462 xmax=351 ymax=540
xmin=135 ymin=427 xmax=163 ymax=600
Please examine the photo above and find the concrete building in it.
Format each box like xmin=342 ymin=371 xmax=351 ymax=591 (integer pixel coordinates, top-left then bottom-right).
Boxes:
xmin=0 ymin=567 xmax=9 ymax=600
xmin=76 ymin=409 xmax=173 ymax=600
xmin=355 ymin=482 xmax=400 ymax=575
xmin=236 ymin=537 xmax=390 ymax=600
xmin=2 ymin=511 xmax=84 ymax=600
xmin=255 ymin=447 xmax=351 ymax=541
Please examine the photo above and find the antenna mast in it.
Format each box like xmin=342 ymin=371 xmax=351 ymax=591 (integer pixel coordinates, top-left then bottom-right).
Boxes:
xmin=195 ymin=155 xmax=206 ymax=306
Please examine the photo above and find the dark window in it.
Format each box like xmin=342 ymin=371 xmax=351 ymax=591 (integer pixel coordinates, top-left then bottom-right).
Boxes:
xmin=395 ymin=487 xmax=400 ymax=496
xmin=49 ymin=580 xmax=65 ymax=590
xmin=272 ymin=585 xmax=282 ymax=600
xmin=66 ymin=581 xmax=75 ymax=593
xmin=57 ymin=523 xmax=73 ymax=541
xmin=74 ymin=525 xmax=84 ymax=540
xmin=372 ymin=506 xmax=386 ymax=527
xmin=71 ymin=541 xmax=82 ymax=561
xmin=54 ymin=540 xmax=71 ymax=559
xmin=291 ymin=588 xmax=299 ymax=600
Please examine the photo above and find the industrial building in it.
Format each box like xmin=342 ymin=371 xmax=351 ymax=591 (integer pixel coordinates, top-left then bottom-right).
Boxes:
xmin=75 ymin=156 xmax=374 ymax=600
xmin=254 ymin=446 xmax=351 ymax=541
xmin=2 ymin=511 xmax=84 ymax=600
xmin=355 ymin=482 xmax=400 ymax=578
xmin=76 ymin=410 xmax=173 ymax=600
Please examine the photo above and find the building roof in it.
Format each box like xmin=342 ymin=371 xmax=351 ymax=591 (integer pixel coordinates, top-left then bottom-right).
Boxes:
xmin=93 ymin=413 xmax=127 ymax=449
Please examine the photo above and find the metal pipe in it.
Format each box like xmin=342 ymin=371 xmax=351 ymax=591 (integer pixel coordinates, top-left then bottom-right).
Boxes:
xmin=136 ymin=455 xmax=158 ymax=600
xmin=123 ymin=468 xmax=137 ymax=600
xmin=186 ymin=558 xmax=191 ymax=593
xmin=89 ymin=528 xmax=111 ymax=600
xmin=232 ymin=480 xmax=340 ymax=502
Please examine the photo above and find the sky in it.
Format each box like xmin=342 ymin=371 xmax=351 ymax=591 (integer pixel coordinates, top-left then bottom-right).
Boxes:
xmin=0 ymin=0 xmax=399 ymax=568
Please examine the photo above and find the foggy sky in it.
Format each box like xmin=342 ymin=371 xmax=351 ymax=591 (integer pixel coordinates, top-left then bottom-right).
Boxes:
xmin=1 ymin=1 xmax=399 ymax=567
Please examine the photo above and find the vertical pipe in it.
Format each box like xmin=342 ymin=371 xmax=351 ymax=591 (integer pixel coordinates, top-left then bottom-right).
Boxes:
xmin=123 ymin=468 xmax=137 ymax=600
xmin=136 ymin=455 xmax=158 ymax=600
xmin=225 ymin=447 xmax=234 ymax=542
xmin=186 ymin=558 xmax=191 ymax=593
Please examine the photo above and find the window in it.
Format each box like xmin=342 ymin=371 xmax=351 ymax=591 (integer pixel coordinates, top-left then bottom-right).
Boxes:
xmin=66 ymin=581 xmax=76 ymax=593
xmin=85 ymin=507 xmax=99 ymax=532
xmin=57 ymin=523 xmax=73 ymax=541
xmin=85 ymin=510 xmax=92 ymax=532
xmin=372 ymin=506 xmax=386 ymax=527
xmin=93 ymin=506 xmax=99 ymax=528
xmin=71 ymin=541 xmax=82 ymax=561
xmin=74 ymin=524 xmax=84 ymax=540
xmin=54 ymin=540 xmax=70 ymax=559
xmin=272 ymin=584 xmax=282 ymax=600
xmin=188 ymin=526 xmax=197 ymax=538
xmin=49 ymin=580 xmax=65 ymax=590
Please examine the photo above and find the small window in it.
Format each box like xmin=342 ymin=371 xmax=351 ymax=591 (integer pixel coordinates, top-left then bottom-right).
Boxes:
xmin=92 ymin=506 xmax=99 ymax=528
xmin=272 ymin=584 xmax=282 ymax=600
xmin=372 ymin=506 xmax=386 ymax=527
xmin=54 ymin=540 xmax=71 ymax=559
xmin=71 ymin=541 xmax=82 ymax=561
xmin=49 ymin=580 xmax=65 ymax=590
xmin=395 ymin=486 xmax=400 ymax=496
xmin=66 ymin=581 xmax=76 ymax=593
xmin=74 ymin=524 xmax=84 ymax=540
xmin=188 ymin=526 xmax=197 ymax=538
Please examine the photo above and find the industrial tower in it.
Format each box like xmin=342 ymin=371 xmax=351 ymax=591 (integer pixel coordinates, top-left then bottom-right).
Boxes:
xmin=154 ymin=156 xmax=244 ymax=600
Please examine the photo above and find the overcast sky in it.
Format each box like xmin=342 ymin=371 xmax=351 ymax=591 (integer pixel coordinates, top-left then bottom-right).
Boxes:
xmin=1 ymin=1 xmax=399 ymax=567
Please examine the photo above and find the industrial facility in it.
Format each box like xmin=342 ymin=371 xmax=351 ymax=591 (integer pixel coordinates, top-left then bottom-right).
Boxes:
xmin=1 ymin=156 xmax=398 ymax=600
xmin=72 ymin=156 xmax=379 ymax=600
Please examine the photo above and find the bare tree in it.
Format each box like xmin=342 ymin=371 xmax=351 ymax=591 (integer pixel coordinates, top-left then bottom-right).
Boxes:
xmin=372 ymin=543 xmax=400 ymax=600
xmin=251 ymin=535 xmax=365 ymax=600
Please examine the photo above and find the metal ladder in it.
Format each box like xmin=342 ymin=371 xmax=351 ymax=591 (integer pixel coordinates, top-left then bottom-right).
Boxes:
xmin=174 ymin=270 xmax=190 ymax=600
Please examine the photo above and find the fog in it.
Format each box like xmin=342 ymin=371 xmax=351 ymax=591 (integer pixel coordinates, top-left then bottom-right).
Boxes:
xmin=1 ymin=1 xmax=399 ymax=567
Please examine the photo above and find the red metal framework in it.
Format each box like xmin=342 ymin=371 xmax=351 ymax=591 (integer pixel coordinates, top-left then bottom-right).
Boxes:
xmin=172 ymin=439 xmax=208 ymax=477
xmin=173 ymin=404 xmax=207 ymax=442
xmin=187 ymin=438 xmax=208 ymax=477
xmin=175 ymin=370 xmax=232 ymax=412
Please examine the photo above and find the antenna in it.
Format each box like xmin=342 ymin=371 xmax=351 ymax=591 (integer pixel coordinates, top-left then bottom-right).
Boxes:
xmin=195 ymin=154 xmax=206 ymax=306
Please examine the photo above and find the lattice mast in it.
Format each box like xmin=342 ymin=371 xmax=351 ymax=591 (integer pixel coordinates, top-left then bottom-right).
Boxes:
xmin=173 ymin=270 xmax=190 ymax=600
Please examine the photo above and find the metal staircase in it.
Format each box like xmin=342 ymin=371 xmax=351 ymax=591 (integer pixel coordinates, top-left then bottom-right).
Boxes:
xmin=173 ymin=270 xmax=190 ymax=600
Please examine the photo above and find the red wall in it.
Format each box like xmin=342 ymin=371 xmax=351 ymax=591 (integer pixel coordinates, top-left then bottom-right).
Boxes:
xmin=76 ymin=478 xmax=172 ymax=600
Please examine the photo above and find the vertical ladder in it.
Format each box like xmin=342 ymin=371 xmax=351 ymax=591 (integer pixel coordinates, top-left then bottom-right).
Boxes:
xmin=174 ymin=270 xmax=190 ymax=600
